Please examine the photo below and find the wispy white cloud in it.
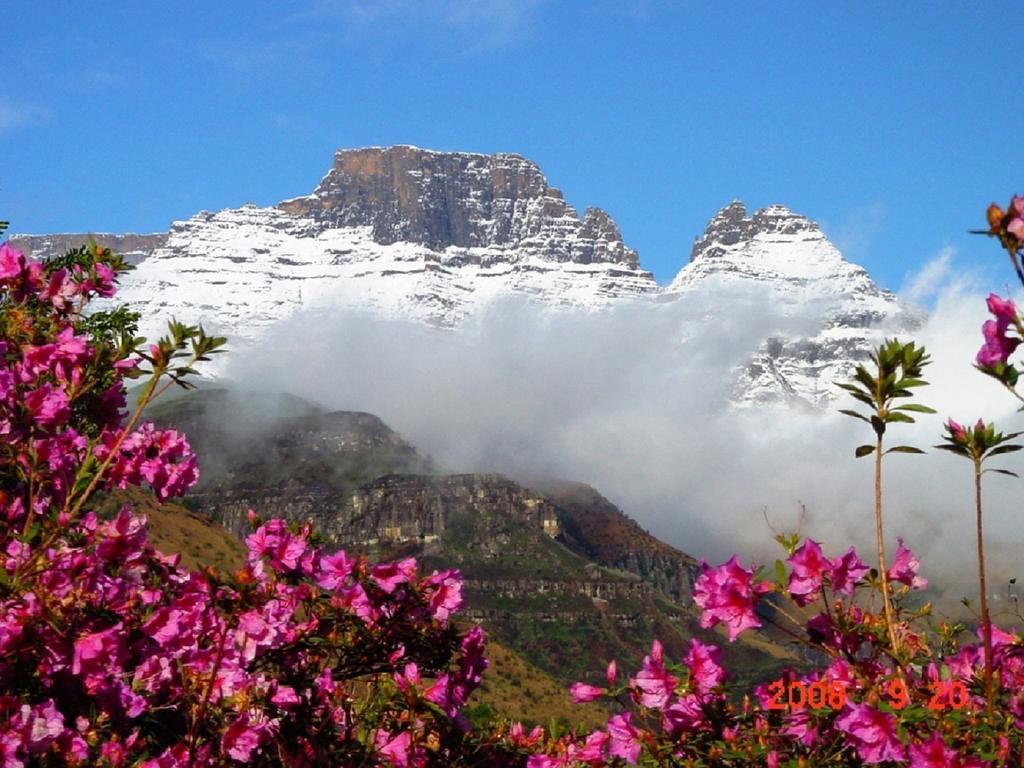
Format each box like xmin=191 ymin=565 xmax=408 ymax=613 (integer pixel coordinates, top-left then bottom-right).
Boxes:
xmin=0 ymin=98 xmax=46 ymax=133
xmin=900 ymin=245 xmax=955 ymax=305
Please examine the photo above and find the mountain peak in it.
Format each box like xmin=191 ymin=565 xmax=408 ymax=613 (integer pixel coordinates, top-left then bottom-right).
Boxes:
xmin=276 ymin=146 xmax=639 ymax=267
xmin=690 ymin=201 xmax=820 ymax=263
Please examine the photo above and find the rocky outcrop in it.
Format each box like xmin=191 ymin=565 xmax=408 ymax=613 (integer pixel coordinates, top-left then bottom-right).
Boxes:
xmin=279 ymin=146 xmax=640 ymax=268
xmin=527 ymin=478 xmax=701 ymax=606
xmin=8 ymin=232 xmax=166 ymax=265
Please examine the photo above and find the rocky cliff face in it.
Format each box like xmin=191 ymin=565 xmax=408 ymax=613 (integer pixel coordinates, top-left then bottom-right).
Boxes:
xmin=668 ymin=201 xmax=923 ymax=408
xmin=153 ymin=388 xmax=795 ymax=684
xmin=9 ymin=232 xmax=166 ymax=265
xmin=279 ymin=146 xmax=640 ymax=267
xmin=528 ymin=478 xmax=701 ymax=606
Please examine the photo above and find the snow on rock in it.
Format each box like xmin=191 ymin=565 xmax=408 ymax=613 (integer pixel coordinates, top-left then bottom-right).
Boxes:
xmin=110 ymin=147 xmax=657 ymax=351
xmin=31 ymin=147 xmax=922 ymax=409
xmin=667 ymin=201 xmax=923 ymax=408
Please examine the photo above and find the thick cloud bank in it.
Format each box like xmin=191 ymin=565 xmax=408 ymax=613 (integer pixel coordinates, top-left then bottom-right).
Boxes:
xmin=225 ymin=254 xmax=1024 ymax=608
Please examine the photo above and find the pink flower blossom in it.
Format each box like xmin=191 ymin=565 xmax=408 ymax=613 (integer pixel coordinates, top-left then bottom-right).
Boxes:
xmin=375 ymin=729 xmax=411 ymax=767
xmin=567 ymin=730 xmax=608 ymax=763
xmin=829 ymin=546 xmax=869 ymax=595
xmin=835 ymin=703 xmax=906 ymax=764
xmin=606 ymin=659 xmax=617 ymax=686
xmin=606 ymin=712 xmax=642 ymax=764
xmin=371 ymin=557 xmax=418 ymax=593
xmin=424 ymin=568 xmax=463 ymax=621
xmin=694 ymin=555 xmax=772 ymax=641
xmin=72 ymin=625 xmax=126 ymax=693
xmin=908 ymin=732 xmax=958 ymax=768
xmin=315 ymin=549 xmax=353 ymax=590
xmin=684 ymin=638 xmax=725 ymax=694
xmin=888 ymin=537 xmax=927 ymax=589
xmin=787 ymin=538 xmax=829 ymax=606
xmin=24 ymin=384 xmax=71 ymax=429
xmin=662 ymin=693 xmax=706 ymax=735
xmin=570 ymin=682 xmax=605 ymax=703
xmin=17 ymin=700 xmax=65 ymax=755
xmin=977 ymin=294 xmax=1021 ymax=367
xmin=0 ymin=242 xmax=26 ymax=281
xmin=221 ymin=712 xmax=273 ymax=762
xmin=632 ymin=640 xmax=678 ymax=709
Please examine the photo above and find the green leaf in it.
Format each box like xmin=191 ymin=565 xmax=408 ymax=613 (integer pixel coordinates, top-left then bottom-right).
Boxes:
xmin=934 ymin=444 xmax=969 ymax=456
xmin=870 ymin=415 xmax=886 ymax=436
xmin=846 ymin=391 xmax=875 ymax=408
xmin=885 ymin=446 xmax=925 ymax=455
xmin=855 ymin=445 xmax=876 ymax=458
xmin=838 ymin=409 xmax=871 ymax=424
xmin=774 ymin=559 xmax=787 ymax=588
xmin=854 ymin=368 xmax=876 ymax=392
xmin=987 ymin=469 xmax=1020 ymax=478
xmin=893 ymin=403 xmax=937 ymax=414
xmin=893 ymin=378 xmax=929 ymax=389
xmin=986 ymin=445 xmax=1023 ymax=457
xmin=884 ymin=412 xmax=915 ymax=424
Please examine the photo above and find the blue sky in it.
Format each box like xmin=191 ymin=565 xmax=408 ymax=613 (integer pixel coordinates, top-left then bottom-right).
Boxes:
xmin=1 ymin=1 xmax=1018 ymax=292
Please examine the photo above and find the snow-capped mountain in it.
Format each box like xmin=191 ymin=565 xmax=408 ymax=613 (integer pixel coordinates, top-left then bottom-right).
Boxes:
xmin=668 ymin=201 xmax=923 ymax=408
xmin=88 ymin=146 xmax=657 ymax=349
xmin=11 ymin=146 xmax=921 ymax=407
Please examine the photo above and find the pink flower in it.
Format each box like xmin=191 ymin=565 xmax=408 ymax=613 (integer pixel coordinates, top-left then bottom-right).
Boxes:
xmin=606 ymin=712 xmax=642 ymax=764
xmin=987 ymin=292 xmax=1018 ymax=324
xmin=244 ymin=519 xmax=307 ymax=571
xmin=424 ymin=569 xmax=463 ymax=621
xmin=694 ymin=555 xmax=772 ymax=641
xmin=73 ymin=625 xmax=126 ymax=693
xmin=787 ymin=539 xmax=829 ymax=606
xmin=631 ymin=640 xmax=678 ymax=709
xmin=375 ymin=730 xmax=411 ymax=767
xmin=568 ymin=729 xmax=608 ymax=763
xmin=41 ymin=268 xmax=79 ymax=311
xmin=0 ymin=242 xmax=25 ymax=281
xmin=946 ymin=418 xmax=967 ymax=443
xmin=977 ymin=294 xmax=1021 ymax=367
xmin=24 ymin=384 xmax=70 ymax=429
xmin=221 ymin=712 xmax=274 ymax=762
xmin=662 ymin=693 xmax=706 ymax=735
xmin=685 ymin=638 xmax=725 ymax=694
xmin=570 ymin=682 xmax=605 ymax=703
xmin=908 ymin=732 xmax=958 ymax=768
xmin=829 ymin=547 xmax=870 ymax=595
xmin=371 ymin=557 xmax=418 ymax=593
xmin=17 ymin=700 xmax=65 ymax=755
xmin=781 ymin=707 xmax=819 ymax=747
xmin=315 ymin=550 xmax=354 ymax=590
xmin=606 ymin=659 xmax=617 ymax=686
xmin=888 ymin=537 xmax=927 ymax=589
xmin=835 ymin=703 xmax=905 ymax=764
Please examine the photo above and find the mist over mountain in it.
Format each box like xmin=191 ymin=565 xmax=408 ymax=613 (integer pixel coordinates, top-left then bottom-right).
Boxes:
xmin=16 ymin=146 xmax=1024 ymax=603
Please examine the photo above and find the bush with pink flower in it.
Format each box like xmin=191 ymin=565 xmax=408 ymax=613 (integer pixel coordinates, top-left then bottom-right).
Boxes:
xmin=0 ymin=233 xmax=525 ymax=766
